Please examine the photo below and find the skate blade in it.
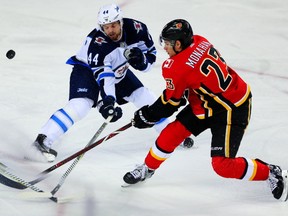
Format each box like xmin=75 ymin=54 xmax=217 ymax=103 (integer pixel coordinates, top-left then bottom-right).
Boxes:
xmin=121 ymin=180 xmax=146 ymax=188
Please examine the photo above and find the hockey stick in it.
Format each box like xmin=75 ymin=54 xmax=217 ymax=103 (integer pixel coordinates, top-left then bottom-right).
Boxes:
xmin=0 ymin=121 xmax=132 ymax=190
xmin=0 ymin=117 xmax=110 ymax=189
xmin=46 ymin=115 xmax=114 ymax=196
xmin=44 ymin=115 xmax=113 ymax=196
xmin=1 ymin=162 xmax=78 ymax=203
xmin=0 ymin=162 xmax=58 ymax=203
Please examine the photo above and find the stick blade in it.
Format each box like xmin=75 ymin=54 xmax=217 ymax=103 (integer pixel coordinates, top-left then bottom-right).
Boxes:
xmin=18 ymin=191 xmax=53 ymax=199
xmin=0 ymin=172 xmax=27 ymax=189
xmin=18 ymin=191 xmax=79 ymax=203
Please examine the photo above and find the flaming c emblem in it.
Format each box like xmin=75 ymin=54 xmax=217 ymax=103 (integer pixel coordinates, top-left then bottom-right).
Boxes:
xmin=175 ymin=22 xmax=182 ymax=29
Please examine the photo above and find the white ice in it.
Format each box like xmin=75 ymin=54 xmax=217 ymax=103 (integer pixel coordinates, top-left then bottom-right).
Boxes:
xmin=0 ymin=0 xmax=288 ymax=215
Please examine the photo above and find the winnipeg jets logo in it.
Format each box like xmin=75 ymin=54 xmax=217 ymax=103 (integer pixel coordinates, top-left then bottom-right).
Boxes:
xmin=163 ymin=59 xmax=174 ymax=68
xmin=94 ymin=37 xmax=107 ymax=45
xmin=133 ymin=21 xmax=143 ymax=33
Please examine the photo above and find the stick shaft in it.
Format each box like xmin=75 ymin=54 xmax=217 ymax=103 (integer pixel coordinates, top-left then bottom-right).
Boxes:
xmin=0 ymin=122 xmax=132 ymax=190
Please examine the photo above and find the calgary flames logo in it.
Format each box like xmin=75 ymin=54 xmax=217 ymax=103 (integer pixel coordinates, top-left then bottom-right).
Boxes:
xmin=175 ymin=22 xmax=182 ymax=29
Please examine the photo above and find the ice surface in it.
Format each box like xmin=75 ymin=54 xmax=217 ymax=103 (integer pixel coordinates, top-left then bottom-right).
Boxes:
xmin=1 ymin=0 xmax=288 ymax=215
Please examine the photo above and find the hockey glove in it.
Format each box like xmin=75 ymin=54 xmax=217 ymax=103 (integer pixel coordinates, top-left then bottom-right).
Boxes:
xmin=124 ymin=47 xmax=148 ymax=71
xmin=97 ymin=96 xmax=123 ymax=122
xmin=133 ymin=105 xmax=158 ymax=129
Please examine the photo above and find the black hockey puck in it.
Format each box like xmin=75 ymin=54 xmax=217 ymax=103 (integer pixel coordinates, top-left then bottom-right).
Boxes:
xmin=6 ymin=50 xmax=16 ymax=59
xmin=183 ymin=137 xmax=194 ymax=148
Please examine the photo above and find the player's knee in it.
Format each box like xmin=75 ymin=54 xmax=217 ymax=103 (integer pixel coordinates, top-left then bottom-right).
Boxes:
xmin=64 ymin=98 xmax=93 ymax=121
xmin=156 ymin=120 xmax=191 ymax=151
xmin=211 ymin=156 xmax=233 ymax=178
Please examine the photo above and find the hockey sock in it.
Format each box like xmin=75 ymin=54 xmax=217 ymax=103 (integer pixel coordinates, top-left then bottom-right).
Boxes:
xmin=39 ymin=98 xmax=93 ymax=144
xmin=145 ymin=120 xmax=191 ymax=170
xmin=211 ymin=156 xmax=270 ymax=181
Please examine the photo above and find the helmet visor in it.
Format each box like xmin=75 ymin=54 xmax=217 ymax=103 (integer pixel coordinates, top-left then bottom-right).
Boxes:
xmin=159 ymin=35 xmax=175 ymax=47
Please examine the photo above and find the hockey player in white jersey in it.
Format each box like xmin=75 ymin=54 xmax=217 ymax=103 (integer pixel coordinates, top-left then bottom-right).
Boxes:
xmin=25 ymin=4 xmax=193 ymax=163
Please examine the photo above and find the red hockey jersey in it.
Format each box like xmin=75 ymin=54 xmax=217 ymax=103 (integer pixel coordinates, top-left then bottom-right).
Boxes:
xmin=162 ymin=35 xmax=251 ymax=119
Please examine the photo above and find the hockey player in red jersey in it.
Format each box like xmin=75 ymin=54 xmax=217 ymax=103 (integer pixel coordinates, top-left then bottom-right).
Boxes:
xmin=123 ymin=19 xmax=288 ymax=201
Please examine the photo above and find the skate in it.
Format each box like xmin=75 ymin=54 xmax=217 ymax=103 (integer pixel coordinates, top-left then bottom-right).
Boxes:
xmin=123 ymin=164 xmax=155 ymax=185
xmin=24 ymin=134 xmax=57 ymax=163
xmin=267 ymin=164 xmax=288 ymax=201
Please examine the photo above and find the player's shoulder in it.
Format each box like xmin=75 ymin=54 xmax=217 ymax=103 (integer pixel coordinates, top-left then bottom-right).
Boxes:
xmin=86 ymin=28 xmax=99 ymax=38
xmin=86 ymin=28 xmax=106 ymax=40
xmin=193 ymin=34 xmax=207 ymax=40
xmin=123 ymin=18 xmax=148 ymax=33
xmin=162 ymin=58 xmax=175 ymax=70
xmin=85 ymin=28 xmax=112 ymax=49
xmin=161 ymin=51 xmax=190 ymax=73
xmin=162 ymin=46 xmax=193 ymax=70
xmin=161 ymin=35 xmax=212 ymax=70
xmin=192 ymin=35 xmax=214 ymax=50
xmin=123 ymin=18 xmax=147 ymax=27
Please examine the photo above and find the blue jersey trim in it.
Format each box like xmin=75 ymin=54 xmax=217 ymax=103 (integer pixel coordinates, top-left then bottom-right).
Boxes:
xmin=66 ymin=57 xmax=90 ymax=68
xmin=155 ymin=118 xmax=167 ymax=125
xmin=96 ymin=72 xmax=115 ymax=84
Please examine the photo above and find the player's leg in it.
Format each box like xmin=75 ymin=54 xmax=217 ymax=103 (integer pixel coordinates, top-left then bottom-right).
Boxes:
xmin=25 ymin=65 xmax=99 ymax=162
xmin=209 ymin=98 xmax=269 ymax=180
xmin=210 ymin=98 xmax=287 ymax=200
xmin=123 ymin=106 xmax=203 ymax=184
xmin=211 ymin=154 xmax=287 ymax=200
xmin=123 ymin=119 xmax=191 ymax=184
xmin=37 ymin=98 xmax=94 ymax=147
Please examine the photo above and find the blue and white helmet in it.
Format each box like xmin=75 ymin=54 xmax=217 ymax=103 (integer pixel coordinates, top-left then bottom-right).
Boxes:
xmin=98 ymin=4 xmax=123 ymax=27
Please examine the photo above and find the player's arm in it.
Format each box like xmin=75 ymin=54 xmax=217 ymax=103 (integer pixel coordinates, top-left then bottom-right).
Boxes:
xmin=142 ymin=26 xmax=157 ymax=69
xmin=93 ymin=50 xmax=117 ymax=99
xmin=95 ymin=74 xmax=123 ymax=122
xmin=133 ymin=90 xmax=186 ymax=129
xmin=93 ymin=61 xmax=122 ymax=122
xmin=124 ymin=23 xmax=156 ymax=72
